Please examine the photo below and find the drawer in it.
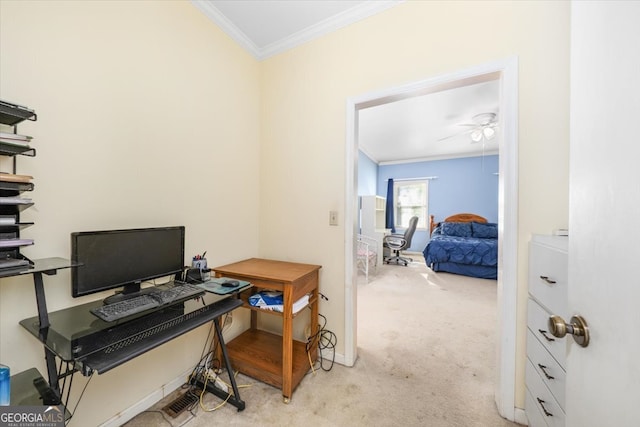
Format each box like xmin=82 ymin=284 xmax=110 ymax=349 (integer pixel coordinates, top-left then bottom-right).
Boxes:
xmin=528 ymin=298 xmax=567 ymax=368
xmin=526 ymin=360 xmax=566 ymax=427
xmin=529 ymin=241 xmax=568 ymax=317
xmin=527 ymin=329 xmax=566 ymax=410
xmin=525 ymin=389 xmax=550 ymax=427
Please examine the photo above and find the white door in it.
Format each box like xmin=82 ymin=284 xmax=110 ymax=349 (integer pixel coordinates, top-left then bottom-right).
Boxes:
xmin=566 ymin=2 xmax=640 ymax=426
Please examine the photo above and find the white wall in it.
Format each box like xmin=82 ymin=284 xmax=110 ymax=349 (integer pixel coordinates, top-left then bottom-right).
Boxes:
xmin=259 ymin=0 xmax=570 ymax=410
xmin=0 ymin=1 xmax=260 ymax=425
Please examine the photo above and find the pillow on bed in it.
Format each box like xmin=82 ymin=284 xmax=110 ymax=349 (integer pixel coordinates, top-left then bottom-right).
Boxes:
xmin=440 ymin=222 xmax=473 ymax=238
xmin=471 ymin=222 xmax=498 ymax=239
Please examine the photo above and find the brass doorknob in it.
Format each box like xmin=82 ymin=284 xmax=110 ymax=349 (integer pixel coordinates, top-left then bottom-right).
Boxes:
xmin=548 ymin=315 xmax=590 ymax=347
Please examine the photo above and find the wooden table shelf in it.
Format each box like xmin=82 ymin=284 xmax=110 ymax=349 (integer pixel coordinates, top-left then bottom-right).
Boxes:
xmin=212 ymin=258 xmax=321 ymax=402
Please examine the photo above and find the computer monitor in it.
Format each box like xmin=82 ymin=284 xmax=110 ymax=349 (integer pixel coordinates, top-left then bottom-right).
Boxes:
xmin=71 ymin=226 xmax=185 ymax=301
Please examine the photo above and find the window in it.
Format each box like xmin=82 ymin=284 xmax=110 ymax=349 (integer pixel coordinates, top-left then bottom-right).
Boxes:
xmin=394 ymin=179 xmax=428 ymax=229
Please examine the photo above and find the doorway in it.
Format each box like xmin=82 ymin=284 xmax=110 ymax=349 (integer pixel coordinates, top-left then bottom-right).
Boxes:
xmin=344 ymin=57 xmax=519 ymax=421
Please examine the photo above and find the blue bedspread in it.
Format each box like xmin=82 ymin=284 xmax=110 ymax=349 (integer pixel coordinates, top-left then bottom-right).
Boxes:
xmin=424 ymin=234 xmax=498 ymax=267
xmin=423 ymin=221 xmax=498 ymax=279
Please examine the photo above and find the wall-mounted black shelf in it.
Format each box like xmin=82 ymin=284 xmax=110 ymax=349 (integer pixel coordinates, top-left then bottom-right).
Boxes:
xmin=0 ymin=144 xmax=36 ymax=157
xmin=0 ymin=202 xmax=35 ymax=212
xmin=0 ymin=100 xmax=37 ymax=126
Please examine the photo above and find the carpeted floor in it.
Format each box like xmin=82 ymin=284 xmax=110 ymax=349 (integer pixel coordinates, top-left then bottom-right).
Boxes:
xmin=123 ymin=254 xmax=520 ymax=427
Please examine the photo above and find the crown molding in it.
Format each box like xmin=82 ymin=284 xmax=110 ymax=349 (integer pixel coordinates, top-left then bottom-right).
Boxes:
xmin=378 ymin=150 xmax=500 ymax=166
xmin=191 ymin=0 xmax=403 ymax=61
xmin=191 ymin=0 xmax=262 ymax=59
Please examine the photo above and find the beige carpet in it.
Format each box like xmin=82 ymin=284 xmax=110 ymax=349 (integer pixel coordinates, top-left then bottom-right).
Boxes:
xmin=123 ymin=255 xmax=520 ymax=427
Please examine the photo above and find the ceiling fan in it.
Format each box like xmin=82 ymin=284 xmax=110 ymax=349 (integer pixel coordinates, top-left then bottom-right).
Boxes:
xmin=438 ymin=112 xmax=499 ymax=143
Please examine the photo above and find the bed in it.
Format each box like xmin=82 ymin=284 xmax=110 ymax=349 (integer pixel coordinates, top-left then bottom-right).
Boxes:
xmin=423 ymin=213 xmax=498 ymax=279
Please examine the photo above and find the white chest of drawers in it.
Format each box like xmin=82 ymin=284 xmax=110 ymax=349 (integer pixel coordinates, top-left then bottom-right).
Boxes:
xmin=525 ymin=235 xmax=569 ymax=427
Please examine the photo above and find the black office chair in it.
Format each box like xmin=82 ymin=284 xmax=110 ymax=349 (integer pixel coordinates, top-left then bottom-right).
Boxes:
xmin=383 ymin=216 xmax=419 ymax=266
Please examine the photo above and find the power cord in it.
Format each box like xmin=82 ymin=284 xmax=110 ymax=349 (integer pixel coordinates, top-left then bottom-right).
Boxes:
xmin=306 ymin=313 xmax=337 ymax=373
xmin=64 ymin=373 xmax=93 ymax=426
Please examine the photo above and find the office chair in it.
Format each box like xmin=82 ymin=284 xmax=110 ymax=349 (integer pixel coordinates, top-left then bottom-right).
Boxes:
xmin=383 ymin=216 xmax=419 ymax=266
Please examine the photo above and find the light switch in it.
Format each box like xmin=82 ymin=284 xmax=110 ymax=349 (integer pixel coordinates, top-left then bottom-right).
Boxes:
xmin=329 ymin=211 xmax=338 ymax=226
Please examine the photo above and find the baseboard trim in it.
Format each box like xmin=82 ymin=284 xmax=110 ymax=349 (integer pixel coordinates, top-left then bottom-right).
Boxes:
xmin=514 ymin=407 xmax=528 ymax=425
xmin=98 ymin=369 xmax=190 ymax=427
xmin=322 ymin=349 xmax=347 ymax=367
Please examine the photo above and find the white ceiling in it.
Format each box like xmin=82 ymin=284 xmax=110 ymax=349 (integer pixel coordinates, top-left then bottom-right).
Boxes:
xmin=359 ymin=80 xmax=500 ymax=164
xmin=191 ymin=0 xmax=500 ymax=164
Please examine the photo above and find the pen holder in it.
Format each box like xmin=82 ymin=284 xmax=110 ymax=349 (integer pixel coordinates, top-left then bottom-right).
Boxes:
xmin=192 ymin=258 xmax=207 ymax=270
xmin=186 ymin=267 xmax=211 ymax=283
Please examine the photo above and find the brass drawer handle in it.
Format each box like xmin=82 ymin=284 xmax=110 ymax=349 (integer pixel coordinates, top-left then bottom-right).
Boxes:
xmin=538 ymin=329 xmax=556 ymax=342
xmin=537 ymin=364 xmax=555 ymax=380
xmin=539 ymin=275 xmax=557 ymax=284
xmin=537 ymin=397 xmax=553 ymax=417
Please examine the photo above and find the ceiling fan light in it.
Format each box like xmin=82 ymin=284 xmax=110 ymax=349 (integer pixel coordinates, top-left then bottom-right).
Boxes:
xmin=471 ymin=129 xmax=483 ymax=142
xmin=483 ymin=127 xmax=496 ymax=140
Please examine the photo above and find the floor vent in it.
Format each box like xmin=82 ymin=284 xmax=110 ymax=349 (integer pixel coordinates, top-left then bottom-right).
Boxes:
xmin=162 ymin=390 xmax=200 ymax=418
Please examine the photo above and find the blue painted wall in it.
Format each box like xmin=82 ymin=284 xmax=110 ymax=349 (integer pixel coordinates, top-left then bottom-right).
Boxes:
xmin=358 ymin=151 xmax=378 ymax=196
xmin=374 ymin=155 xmax=499 ymax=252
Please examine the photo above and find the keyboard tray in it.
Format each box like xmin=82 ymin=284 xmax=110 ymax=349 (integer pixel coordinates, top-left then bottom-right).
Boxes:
xmin=77 ymin=297 xmax=243 ymax=375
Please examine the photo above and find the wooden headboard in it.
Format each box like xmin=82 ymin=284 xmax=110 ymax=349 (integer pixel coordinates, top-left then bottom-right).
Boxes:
xmin=429 ymin=213 xmax=488 ymax=235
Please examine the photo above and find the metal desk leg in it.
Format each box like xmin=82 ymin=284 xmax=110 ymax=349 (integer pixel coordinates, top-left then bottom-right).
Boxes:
xmin=33 ymin=271 xmax=61 ymax=403
xmin=195 ymin=318 xmax=245 ymax=411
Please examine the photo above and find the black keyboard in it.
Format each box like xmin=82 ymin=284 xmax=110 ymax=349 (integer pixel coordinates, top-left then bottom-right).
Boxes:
xmin=152 ymin=283 xmax=204 ymax=304
xmin=90 ymin=283 xmax=204 ymax=322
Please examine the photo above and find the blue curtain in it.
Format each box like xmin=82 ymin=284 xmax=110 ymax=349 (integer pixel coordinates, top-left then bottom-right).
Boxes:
xmin=385 ymin=179 xmax=395 ymax=233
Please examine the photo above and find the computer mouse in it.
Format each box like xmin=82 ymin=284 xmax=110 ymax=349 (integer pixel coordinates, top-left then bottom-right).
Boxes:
xmin=221 ymin=280 xmax=239 ymax=288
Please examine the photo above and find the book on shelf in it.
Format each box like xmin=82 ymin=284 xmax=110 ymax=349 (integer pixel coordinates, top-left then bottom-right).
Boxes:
xmin=0 ymin=132 xmax=32 ymax=141
xmin=0 ymin=196 xmax=32 ymax=204
xmin=0 ymin=172 xmax=33 ymax=183
xmin=0 ymin=215 xmax=17 ymax=225
xmin=0 ymin=238 xmax=34 ymax=248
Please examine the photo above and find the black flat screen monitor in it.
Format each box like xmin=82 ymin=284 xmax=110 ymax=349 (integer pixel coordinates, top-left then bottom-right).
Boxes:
xmin=71 ymin=226 xmax=185 ymax=299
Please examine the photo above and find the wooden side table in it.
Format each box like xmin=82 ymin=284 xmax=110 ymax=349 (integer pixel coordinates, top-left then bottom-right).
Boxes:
xmin=212 ymin=258 xmax=321 ymax=402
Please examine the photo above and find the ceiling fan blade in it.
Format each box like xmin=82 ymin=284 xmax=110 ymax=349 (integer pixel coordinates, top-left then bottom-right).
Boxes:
xmin=437 ymin=128 xmax=473 ymax=142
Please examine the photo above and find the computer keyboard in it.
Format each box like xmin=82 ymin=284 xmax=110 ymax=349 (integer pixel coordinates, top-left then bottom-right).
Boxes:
xmin=91 ymin=295 xmax=160 ymax=322
xmin=90 ymin=283 xmax=205 ymax=322
xmin=152 ymin=283 xmax=204 ymax=304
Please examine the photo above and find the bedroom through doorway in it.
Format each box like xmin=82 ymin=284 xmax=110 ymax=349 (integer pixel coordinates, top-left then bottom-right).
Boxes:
xmin=345 ymin=57 xmax=519 ymax=421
